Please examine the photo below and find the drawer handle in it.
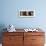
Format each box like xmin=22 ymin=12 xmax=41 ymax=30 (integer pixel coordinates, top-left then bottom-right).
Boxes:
xmin=9 ymin=38 xmax=13 ymax=40
xmin=32 ymin=39 xmax=36 ymax=40
xmin=9 ymin=38 xmax=12 ymax=40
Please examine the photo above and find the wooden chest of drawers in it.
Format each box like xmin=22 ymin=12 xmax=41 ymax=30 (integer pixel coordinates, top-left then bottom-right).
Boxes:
xmin=2 ymin=32 xmax=45 ymax=46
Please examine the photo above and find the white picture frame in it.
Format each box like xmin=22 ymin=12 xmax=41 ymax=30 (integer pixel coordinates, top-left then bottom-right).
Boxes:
xmin=19 ymin=9 xmax=35 ymax=17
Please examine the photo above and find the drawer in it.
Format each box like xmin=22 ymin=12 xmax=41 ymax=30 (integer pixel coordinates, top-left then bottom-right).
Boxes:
xmin=31 ymin=44 xmax=44 ymax=46
xmin=3 ymin=32 xmax=23 ymax=36
xmin=24 ymin=36 xmax=32 ymax=40
xmin=3 ymin=43 xmax=23 ymax=46
xmin=3 ymin=44 xmax=15 ymax=46
xmin=32 ymin=35 xmax=44 ymax=40
xmin=32 ymin=36 xmax=45 ymax=44
xmin=24 ymin=32 xmax=45 ymax=36
xmin=3 ymin=35 xmax=23 ymax=44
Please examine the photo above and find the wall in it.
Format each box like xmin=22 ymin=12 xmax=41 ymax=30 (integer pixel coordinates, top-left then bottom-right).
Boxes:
xmin=0 ymin=0 xmax=46 ymax=43
xmin=0 ymin=0 xmax=46 ymax=31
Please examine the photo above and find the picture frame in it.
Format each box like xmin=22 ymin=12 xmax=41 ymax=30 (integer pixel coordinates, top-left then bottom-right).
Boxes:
xmin=19 ymin=10 xmax=35 ymax=17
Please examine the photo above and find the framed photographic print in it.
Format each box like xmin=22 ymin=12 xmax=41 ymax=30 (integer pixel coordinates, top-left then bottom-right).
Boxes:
xmin=20 ymin=11 xmax=27 ymax=16
xmin=19 ymin=10 xmax=35 ymax=17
